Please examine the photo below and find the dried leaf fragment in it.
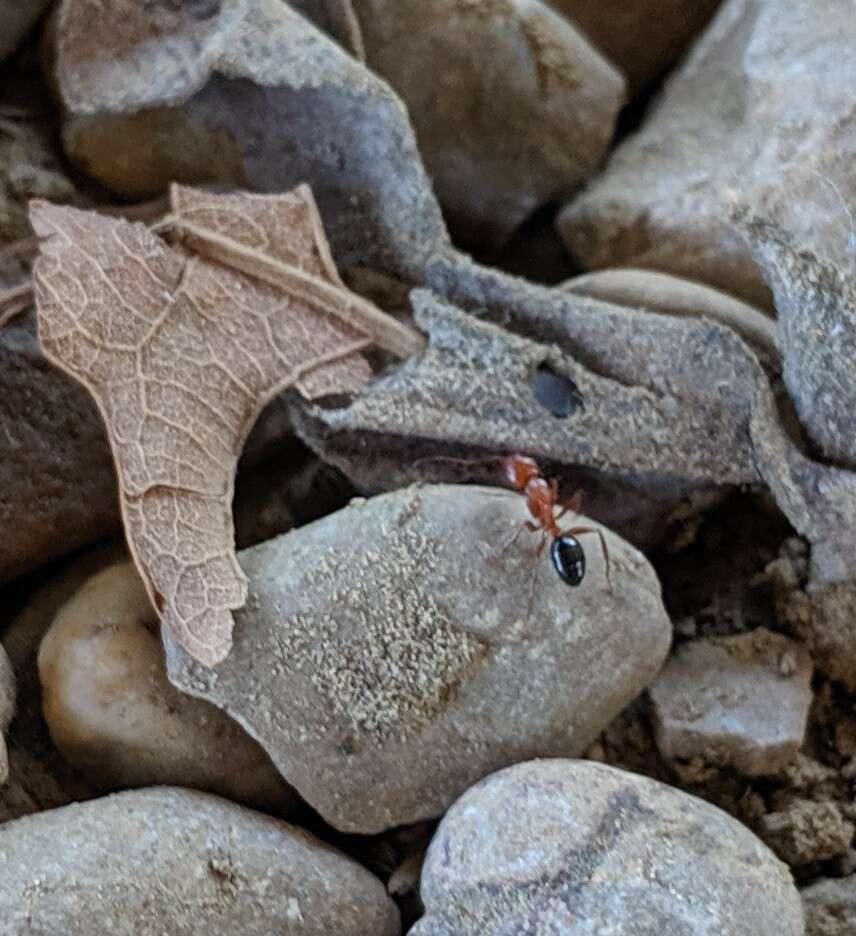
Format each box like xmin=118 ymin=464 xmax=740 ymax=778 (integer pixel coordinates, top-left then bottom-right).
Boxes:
xmin=30 ymin=186 xmax=415 ymax=666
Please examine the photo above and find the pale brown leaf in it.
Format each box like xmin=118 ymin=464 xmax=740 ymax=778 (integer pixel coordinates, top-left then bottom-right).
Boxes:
xmin=30 ymin=185 xmax=416 ymax=666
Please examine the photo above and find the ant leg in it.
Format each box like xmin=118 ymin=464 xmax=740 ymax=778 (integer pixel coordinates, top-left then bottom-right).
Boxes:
xmin=555 ymin=488 xmax=585 ymax=522
xmin=525 ymin=531 xmax=549 ymax=620
xmin=567 ymin=525 xmax=612 ymax=589
xmin=489 ymin=520 xmax=539 ymax=564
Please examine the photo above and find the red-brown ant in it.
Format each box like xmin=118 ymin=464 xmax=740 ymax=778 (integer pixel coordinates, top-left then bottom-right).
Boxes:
xmin=501 ymin=454 xmax=610 ymax=588
xmin=414 ymin=451 xmax=610 ymax=587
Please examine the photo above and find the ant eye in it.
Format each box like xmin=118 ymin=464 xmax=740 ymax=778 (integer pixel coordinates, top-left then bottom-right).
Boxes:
xmin=532 ymin=364 xmax=584 ymax=419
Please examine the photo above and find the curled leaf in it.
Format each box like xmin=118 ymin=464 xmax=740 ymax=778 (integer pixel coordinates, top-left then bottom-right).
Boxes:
xmin=30 ymin=185 xmax=419 ymax=666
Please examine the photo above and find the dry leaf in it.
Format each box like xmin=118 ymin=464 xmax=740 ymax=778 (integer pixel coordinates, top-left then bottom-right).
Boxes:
xmin=30 ymin=185 xmax=421 ymax=666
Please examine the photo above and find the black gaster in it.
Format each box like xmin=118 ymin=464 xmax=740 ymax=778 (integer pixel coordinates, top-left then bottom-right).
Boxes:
xmin=550 ymin=534 xmax=586 ymax=586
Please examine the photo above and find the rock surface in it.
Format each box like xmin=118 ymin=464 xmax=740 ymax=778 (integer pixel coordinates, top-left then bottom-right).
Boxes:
xmin=167 ymin=484 xmax=671 ymax=833
xmin=548 ymin=0 xmax=722 ymax=92
xmin=0 ymin=787 xmax=401 ymax=935
xmin=802 ymin=876 xmax=856 ymax=936
xmin=38 ymin=562 xmax=296 ymax=813
xmin=558 ymin=0 xmax=856 ymax=310
xmin=289 ymin=0 xmax=364 ymax=56
xmin=352 ymin=0 xmax=624 ymax=249
xmin=744 ymin=225 xmax=856 ymax=467
xmin=0 ymin=642 xmax=14 ymax=783
xmin=412 ymin=759 xmax=805 ymax=935
xmin=650 ymin=628 xmax=813 ymax=776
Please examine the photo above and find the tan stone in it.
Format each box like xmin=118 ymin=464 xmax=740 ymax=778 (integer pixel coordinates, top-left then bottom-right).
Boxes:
xmin=38 ymin=562 xmax=296 ymax=813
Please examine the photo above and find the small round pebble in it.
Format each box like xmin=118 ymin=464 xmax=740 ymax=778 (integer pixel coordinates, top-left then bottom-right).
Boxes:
xmin=412 ymin=759 xmax=805 ymax=935
xmin=38 ymin=562 xmax=295 ymax=813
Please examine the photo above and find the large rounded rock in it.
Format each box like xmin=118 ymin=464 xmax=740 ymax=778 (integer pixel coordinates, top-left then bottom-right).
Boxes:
xmin=0 ymin=787 xmax=400 ymax=935
xmin=413 ymin=759 xmax=805 ymax=935
xmin=558 ymin=0 xmax=856 ymax=310
xmin=38 ymin=562 xmax=295 ymax=814
xmin=167 ymin=484 xmax=671 ymax=833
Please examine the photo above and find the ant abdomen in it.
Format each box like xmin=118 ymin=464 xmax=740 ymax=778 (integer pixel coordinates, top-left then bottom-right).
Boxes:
xmin=550 ymin=534 xmax=586 ymax=587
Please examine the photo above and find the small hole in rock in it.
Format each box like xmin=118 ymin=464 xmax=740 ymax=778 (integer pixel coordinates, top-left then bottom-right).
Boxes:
xmin=532 ymin=364 xmax=584 ymax=418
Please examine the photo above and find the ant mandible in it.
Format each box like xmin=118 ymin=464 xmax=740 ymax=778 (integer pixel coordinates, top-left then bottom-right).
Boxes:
xmin=501 ymin=454 xmax=610 ymax=587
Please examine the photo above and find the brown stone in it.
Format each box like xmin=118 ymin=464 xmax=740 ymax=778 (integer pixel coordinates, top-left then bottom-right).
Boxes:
xmin=547 ymin=0 xmax=721 ymax=92
xmin=352 ymin=0 xmax=624 ymax=249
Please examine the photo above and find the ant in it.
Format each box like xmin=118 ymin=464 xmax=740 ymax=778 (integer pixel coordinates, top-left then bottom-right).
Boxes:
xmin=414 ymin=451 xmax=611 ymax=588
xmin=501 ymin=454 xmax=610 ymax=588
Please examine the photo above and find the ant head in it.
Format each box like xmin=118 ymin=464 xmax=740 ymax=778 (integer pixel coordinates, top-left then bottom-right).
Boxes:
xmin=550 ymin=534 xmax=586 ymax=586
xmin=504 ymin=454 xmax=540 ymax=491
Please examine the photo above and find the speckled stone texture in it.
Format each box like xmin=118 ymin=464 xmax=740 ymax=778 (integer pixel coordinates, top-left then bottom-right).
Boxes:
xmin=166 ymin=484 xmax=671 ymax=833
xmin=413 ymin=759 xmax=805 ymax=935
xmin=0 ymin=788 xmax=401 ymax=935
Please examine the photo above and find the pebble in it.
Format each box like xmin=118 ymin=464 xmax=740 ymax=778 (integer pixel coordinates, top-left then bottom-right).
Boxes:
xmin=649 ymin=628 xmax=813 ymax=776
xmin=352 ymin=0 xmax=625 ymax=249
xmin=802 ymin=875 xmax=856 ymax=936
xmin=412 ymin=759 xmax=805 ymax=935
xmin=0 ymin=320 xmax=118 ymax=584
xmin=0 ymin=642 xmax=14 ymax=784
xmin=0 ymin=787 xmax=401 ymax=935
xmin=37 ymin=562 xmax=296 ymax=814
xmin=166 ymin=483 xmax=671 ymax=833
xmin=760 ymin=799 xmax=855 ymax=866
